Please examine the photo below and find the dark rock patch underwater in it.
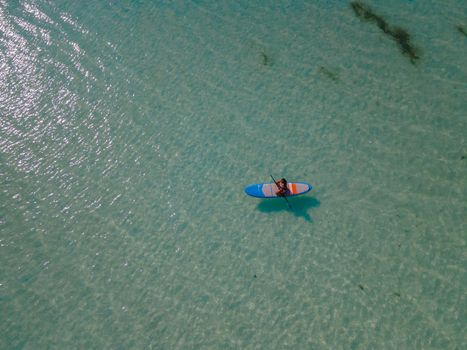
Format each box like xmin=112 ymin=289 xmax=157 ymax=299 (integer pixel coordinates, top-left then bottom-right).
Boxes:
xmin=350 ymin=2 xmax=420 ymax=64
xmin=457 ymin=25 xmax=467 ymax=37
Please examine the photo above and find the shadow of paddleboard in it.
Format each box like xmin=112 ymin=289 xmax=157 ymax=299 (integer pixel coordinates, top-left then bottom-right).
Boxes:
xmin=256 ymin=196 xmax=320 ymax=222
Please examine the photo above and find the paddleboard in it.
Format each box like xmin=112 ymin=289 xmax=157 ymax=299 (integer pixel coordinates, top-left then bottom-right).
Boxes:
xmin=244 ymin=182 xmax=312 ymax=198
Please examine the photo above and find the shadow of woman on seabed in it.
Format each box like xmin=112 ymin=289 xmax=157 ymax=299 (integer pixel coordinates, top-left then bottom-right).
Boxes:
xmin=256 ymin=196 xmax=320 ymax=222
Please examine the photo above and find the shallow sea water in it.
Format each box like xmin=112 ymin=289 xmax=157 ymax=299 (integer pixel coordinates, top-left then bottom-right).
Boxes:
xmin=1 ymin=1 xmax=466 ymax=349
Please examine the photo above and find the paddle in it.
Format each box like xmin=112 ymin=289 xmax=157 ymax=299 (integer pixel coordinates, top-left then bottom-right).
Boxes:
xmin=270 ymin=174 xmax=292 ymax=210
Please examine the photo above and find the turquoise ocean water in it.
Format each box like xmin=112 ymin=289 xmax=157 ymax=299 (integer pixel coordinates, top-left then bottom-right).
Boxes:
xmin=1 ymin=1 xmax=466 ymax=348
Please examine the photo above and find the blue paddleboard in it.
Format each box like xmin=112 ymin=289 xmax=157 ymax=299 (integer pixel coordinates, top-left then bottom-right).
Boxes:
xmin=245 ymin=182 xmax=312 ymax=198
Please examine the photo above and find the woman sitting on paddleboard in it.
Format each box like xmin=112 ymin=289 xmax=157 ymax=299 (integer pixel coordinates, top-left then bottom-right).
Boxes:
xmin=275 ymin=178 xmax=289 ymax=197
